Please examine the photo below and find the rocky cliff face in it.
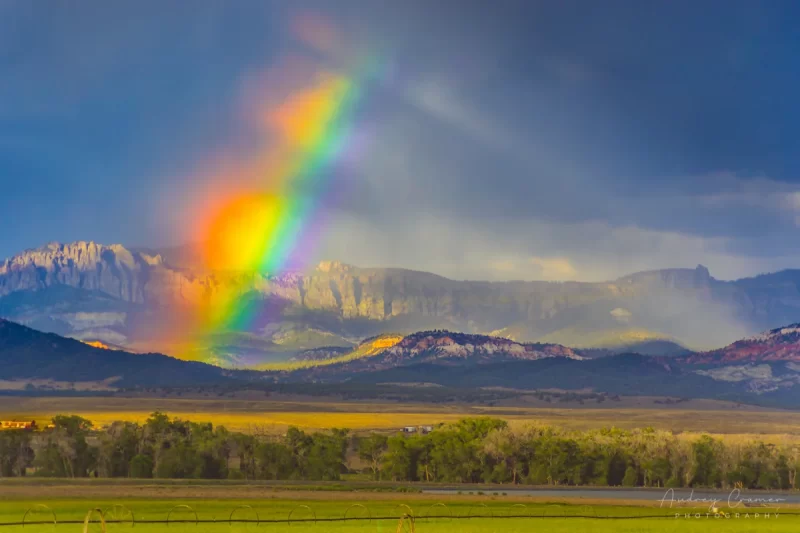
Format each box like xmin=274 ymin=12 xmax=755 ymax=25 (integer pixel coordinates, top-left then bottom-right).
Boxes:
xmin=0 ymin=242 xmax=725 ymax=317
xmin=0 ymin=242 xmax=158 ymax=303
xmin=2 ymin=241 xmax=800 ymax=364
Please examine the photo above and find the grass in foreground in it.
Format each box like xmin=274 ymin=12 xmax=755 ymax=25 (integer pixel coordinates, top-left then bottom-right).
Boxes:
xmin=1 ymin=497 xmax=795 ymax=533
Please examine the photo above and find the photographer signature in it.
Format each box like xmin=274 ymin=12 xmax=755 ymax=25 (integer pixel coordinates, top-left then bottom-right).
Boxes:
xmin=659 ymin=488 xmax=786 ymax=512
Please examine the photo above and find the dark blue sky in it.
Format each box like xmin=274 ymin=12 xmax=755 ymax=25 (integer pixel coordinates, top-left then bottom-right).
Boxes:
xmin=3 ymin=0 xmax=800 ymax=281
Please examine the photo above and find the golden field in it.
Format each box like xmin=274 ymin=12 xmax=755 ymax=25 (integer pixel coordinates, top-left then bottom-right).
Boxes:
xmin=0 ymin=395 xmax=799 ymax=442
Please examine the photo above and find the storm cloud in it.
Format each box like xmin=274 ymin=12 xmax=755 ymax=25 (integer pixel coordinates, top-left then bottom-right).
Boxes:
xmin=3 ymin=0 xmax=800 ymax=281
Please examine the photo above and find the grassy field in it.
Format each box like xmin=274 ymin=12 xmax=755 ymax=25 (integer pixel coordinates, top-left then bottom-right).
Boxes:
xmin=2 ymin=395 xmax=795 ymax=532
xmin=0 ymin=486 xmax=795 ymax=533
xmin=1 ymin=395 xmax=800 ymax=439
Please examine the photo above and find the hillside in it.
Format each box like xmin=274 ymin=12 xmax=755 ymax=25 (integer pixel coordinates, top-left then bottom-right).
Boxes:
xmin=376 ymin=330 xmax=583 ymax=365
xmin=344 ymin=354 xmax=739 ymax=399
xmin=685 ymin=324 xmax=800 ymax=364
xmin=0 ymin=319 xmax=228 ymax=388
xmin=271 ymin=328 xmax=800 ymax=407
xmin=3 ymin=319 xmax=800 ymax=407
xmin=275 ymin=330 xmax=583 ymax=381
xmin=3 ymin=241 xmax=800 ymax=366
xmin=259 ymin=333 xmax=404 ymax=370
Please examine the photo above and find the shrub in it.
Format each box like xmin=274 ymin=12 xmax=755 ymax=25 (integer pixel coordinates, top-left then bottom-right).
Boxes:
xmin=622 ymin=466 xmax=638 ymax=487
xmin=129 ymin=455 xmax=153 ymax=479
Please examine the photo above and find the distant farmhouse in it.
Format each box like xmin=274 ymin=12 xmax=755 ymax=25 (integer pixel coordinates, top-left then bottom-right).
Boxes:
xmin=401 ymin=425 xmax=435 ymax=435
xmin=0 ymin=420 xmax=37 ymax=431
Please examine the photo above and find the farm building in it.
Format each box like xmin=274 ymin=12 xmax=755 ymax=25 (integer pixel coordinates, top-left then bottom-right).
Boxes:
xmin=401 ymin=425 xmax=435 ymax=435
xmin=0 ymin=420 xmax=37 ymax=431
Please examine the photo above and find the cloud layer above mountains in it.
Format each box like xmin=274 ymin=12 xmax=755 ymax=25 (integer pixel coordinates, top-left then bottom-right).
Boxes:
xmin=3 ymin=1 xmax=800 ymax=281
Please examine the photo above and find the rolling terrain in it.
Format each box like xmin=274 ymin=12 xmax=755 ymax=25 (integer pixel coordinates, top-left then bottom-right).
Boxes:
xmin=259 ymin=327 xmax=800 ymax=407
xmin=5 ymin=315 xmax=800 ymax=407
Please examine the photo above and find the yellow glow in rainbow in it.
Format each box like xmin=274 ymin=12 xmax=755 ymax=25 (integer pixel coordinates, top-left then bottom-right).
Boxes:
xmin=188 ymin=62 xmax=375 ymax=345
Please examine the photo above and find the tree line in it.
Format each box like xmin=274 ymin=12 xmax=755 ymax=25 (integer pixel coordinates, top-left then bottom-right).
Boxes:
xmin=0 ymin=413 xmax=797 ymax=490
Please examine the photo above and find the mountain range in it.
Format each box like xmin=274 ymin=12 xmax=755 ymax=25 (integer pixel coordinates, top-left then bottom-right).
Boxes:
xmin=4 ymin=317 xmax=800 ymax=407
xmin=3 ymin=241 xmax=800 ymax=367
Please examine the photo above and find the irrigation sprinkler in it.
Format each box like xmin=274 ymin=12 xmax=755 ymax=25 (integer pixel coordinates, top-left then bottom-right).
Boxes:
xmin=22 ymin=504 xmax=57 ymax=528
xmin=343 ymin=504 xmax=371 ymax=523
xmin=166 ymin=505 xmax=198 ymax=526
xmin=2 ymin=506 xmax=793 ymax=528
xmin=542 ymin=504 xmax=567 ymax=518
xmin=420 ymin=503 xmax=451 ymax=523
xmin=82 ymin=508 xmax=106 ymax=533
xmin=504 ymin=503 xmax=531 ymax=517
xmin=465 ymin=503 xmax=492 ymax=519
xmin=395 ymin=514 xmax=415 ymax=533
xmin=287 ymin=504 xmax=316 ymax=526
xmin=393 ymin=504 xmax=414 ymax=518
xmin=104 ymin=504 xmax=134 ymax=527
xmin=228 ymin=505 xmax=259 ymax=526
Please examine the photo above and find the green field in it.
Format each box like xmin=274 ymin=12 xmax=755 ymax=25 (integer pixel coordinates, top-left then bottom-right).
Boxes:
xmin=1 ymin=490 xmax=795 ymax=533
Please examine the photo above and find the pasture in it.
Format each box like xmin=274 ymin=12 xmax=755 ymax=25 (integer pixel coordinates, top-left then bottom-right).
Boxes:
xmin=1 ymin=395 xmax=799 ymax=439
xmin=0 ymin=486 xmax=796 ymax=533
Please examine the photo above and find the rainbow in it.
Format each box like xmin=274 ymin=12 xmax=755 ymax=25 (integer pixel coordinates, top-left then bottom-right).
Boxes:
xmin=182 ymin=57 xmax=380 ymax=354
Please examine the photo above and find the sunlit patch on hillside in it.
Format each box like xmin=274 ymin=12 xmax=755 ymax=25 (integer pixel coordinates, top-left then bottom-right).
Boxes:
xmin=361 ymin=334 xmax=404 ymax=353
xmin=258 ymin=333 xmax=404 ymax=371
xmin=81 ymin=340 xmax=113 ymax=350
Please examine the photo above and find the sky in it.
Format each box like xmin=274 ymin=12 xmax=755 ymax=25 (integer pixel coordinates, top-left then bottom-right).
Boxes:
xmin=3 ymin=0 xmax=800 ymax=282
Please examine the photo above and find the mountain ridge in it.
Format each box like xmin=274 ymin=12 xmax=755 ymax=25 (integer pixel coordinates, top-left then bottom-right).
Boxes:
xmin=0 ymin=241 xmax=760 ymax=299
xmin=0 ymin=318 xmax=228 ymax=387
xmin=280 ymin=329 xmax=584 ymax=375
xmin=2 ymin=241 xmax=800 ymax=363
xmin=3 ymin=318 xmax=800 ymax=407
